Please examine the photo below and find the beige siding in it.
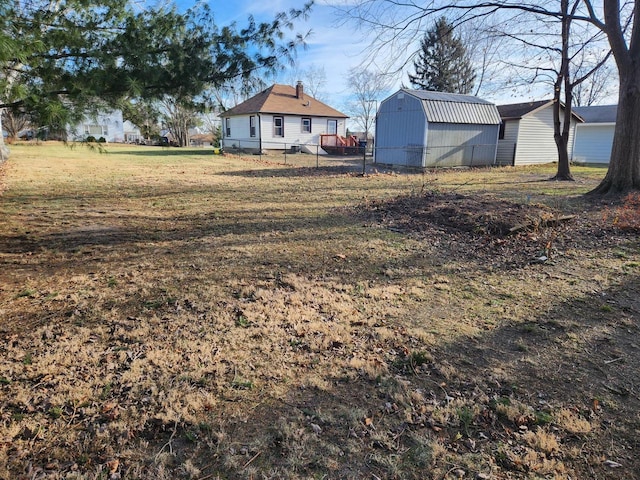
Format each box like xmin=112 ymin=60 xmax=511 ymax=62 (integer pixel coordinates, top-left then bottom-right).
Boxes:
xmin=514 ymin=106 xmax=578 ymax=165
xmin=496 ymin=120 xmax=519 ymax=166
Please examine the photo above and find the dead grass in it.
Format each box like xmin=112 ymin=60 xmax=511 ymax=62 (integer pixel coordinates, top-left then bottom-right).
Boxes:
xmin=0 ymin=143 xmax=638 ymax=479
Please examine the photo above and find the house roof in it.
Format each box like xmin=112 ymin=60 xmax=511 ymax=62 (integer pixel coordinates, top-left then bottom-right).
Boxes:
xmin=497 ymin=99 xmax=584 ymax=122
xmin=497 ymin=100 xmax=553 ymax=119
xmin=401 ymin=89 xmax=502 ymax=125
xmin=222 ymin=84 xmax=348 ymax=118
xmin=573 ymin=104 xmax=617 ymax=123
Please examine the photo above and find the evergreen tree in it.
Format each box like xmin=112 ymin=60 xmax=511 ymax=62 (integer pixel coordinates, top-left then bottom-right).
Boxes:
xmin=408 ymin=17 xmax=475 ymax=94
xmin=0 ymin=0 xmax=310 ymax=159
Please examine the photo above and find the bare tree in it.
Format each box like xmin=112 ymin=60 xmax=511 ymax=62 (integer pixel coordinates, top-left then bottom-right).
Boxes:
xmin=1 ymin=109 xmax=29 ymax=141
xmin=346 ymin=68 xmax=390 ymax=136
xmin=161 ymin=97 xmax=198 ymax=147
xmin=458 ymin=19 xmax=511 ymax=97
xmin=285 ymin=64 xmax=328 ymax=101
xmin=573 ymin=58 xmax=617 ymax=106
xmin=587 ymin=0 xmax=638 ymax=193
xmin=214 ymin=77 xmax=268 ymax=111
xmin=340 ymin=0 xmax=636 ymax=193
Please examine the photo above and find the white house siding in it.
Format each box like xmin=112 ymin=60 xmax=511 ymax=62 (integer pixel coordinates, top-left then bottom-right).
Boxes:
xmin=222 ymin=114 xmax=345 ymax=151
xmin=496 ymin=120 xmax=519 ymax=166
xmin=68 ymin=110 xmax=125 ymax=143
xmin=123 ymin=120 xmax=142 ymax=143
xmin=425 ymin=123 xmax=498 ymax=167
xmin=572 ymin=124 xmax=614 ymax=164
xmin=513 ymin=107 xmax=577 ymax=165
xmin=222 ymin=115 xmax=260 ymax=150
xmin=259 ymin=115 xmax=345 ymax=150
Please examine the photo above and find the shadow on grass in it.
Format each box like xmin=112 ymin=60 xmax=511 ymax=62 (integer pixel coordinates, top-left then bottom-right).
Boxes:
xmin=216 ymin=164 xmax=369 ymax=178
xmin=139 ymin=273 xmax=640 ymax=480
xmin=110 ymin=148 xmax=216 ymax=156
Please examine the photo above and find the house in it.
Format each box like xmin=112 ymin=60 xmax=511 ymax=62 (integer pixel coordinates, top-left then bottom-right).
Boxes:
xmin=374 ymin=89 xmax=501 ymax=168
xmin=67 ymin=110 xmax=126 ymax=143
xmin=571 ymin=105 xmax=617 ymax=164
xmin=496 ymin=100 xmax=583 ymax=166
xmin=123 ymin=120 xmax=143 ymax=143
xmin=220 ymin=82 xmax=350 ymax=154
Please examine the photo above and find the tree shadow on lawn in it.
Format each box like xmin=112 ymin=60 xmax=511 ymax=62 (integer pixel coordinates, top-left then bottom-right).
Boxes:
xmin=173 ymin=274 xmax=640 ymax=480
xmin=216 ymin=164 xmax=372 ymax=178
xmin=110 ymin=148 xmax=216 ymax=156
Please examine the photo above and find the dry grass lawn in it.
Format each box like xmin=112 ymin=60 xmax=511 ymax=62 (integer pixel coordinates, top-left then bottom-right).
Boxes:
xmin=1 ymin=142 xmax=639 ymax=479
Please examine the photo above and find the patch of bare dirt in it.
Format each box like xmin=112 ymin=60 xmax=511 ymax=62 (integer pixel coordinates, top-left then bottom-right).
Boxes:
xmin=361 ymin=190 xmax=628 ymax=270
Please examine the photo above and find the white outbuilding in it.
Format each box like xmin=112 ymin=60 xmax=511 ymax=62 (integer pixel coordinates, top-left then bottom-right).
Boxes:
xmin=571 ymin=105 xmax=617 ymax=164
xmin=496 ymin=100 xmax=583 ymax=166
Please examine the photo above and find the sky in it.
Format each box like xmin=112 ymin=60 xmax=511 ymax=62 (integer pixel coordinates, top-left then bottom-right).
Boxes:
xmin=179 ymin=0 xmax=395 ymax=114
xmin=171 ymin=0 xmax=617 ymax=118
xmin=211 ymin=0 xmax=370 ymax=104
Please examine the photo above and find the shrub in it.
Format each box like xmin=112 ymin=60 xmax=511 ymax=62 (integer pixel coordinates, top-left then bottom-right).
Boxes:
xmin=85 ymin=135 xmax=97 ymax=143
xmin=604 ymin=192 xmax=640 ymax=232
xmin=97 ymin=137 xmax=106 ymax=143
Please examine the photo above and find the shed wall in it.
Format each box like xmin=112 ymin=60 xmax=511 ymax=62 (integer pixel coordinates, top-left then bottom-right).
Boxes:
xmin=375 ymin=94 xmax=428 ymax=167
xmin=572 ymin=124 xmax=614 ymax=164
xmin=425 ymin=123 xmax=498 ymax=166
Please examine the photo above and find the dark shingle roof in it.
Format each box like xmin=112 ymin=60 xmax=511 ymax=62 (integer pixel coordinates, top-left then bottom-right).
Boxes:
xmin=497 ymin=100 xmax=553 ymax=119
xmin=572 ymin=105 xmax=617 ymax=123
xmin=222 ymin=84 xmax=347 ymax=118
xmin=497 ymin=99 xmax=584 ymax=122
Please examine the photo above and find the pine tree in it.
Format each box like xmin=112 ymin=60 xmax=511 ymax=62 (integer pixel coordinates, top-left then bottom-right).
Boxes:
xmin=408 ymin=17 xmax=476 ymax=94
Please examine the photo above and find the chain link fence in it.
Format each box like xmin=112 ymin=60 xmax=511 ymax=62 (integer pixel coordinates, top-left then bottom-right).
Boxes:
xmin=221 ymin=138 xmax=372 ymax=172
xmin=220 ymin=139 xmax=501 ymax=172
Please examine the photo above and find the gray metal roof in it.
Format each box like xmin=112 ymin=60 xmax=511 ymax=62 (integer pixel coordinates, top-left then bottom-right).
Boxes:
xmin=402 ymin=89 xmax=501 ymax=125
xmin=573 ymin=105 xmax=617 ymax=123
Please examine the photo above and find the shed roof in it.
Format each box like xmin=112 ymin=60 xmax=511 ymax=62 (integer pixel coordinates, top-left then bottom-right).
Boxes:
xmin=222 ymin=84 xmax=347 ymax=118
xmin=401 ymin=89 xmax=501 ymax=125
xmin=573 ymin=105 xmax=617 ymax=123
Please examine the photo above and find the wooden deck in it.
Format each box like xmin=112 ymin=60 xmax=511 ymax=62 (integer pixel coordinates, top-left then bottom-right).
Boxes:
xmin=320 ymin=134 xmax=361 ymax=155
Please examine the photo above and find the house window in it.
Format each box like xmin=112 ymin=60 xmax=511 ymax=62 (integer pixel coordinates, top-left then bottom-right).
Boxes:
xmin=250 ymin=116 xmax=256 ymax=137
xmin=301 ymin=117 xmax=311 ymax=133
xmin=327 ymin=119 xmax=337 ymax=135
xmin=273 ymin=116 xmax=284 ymax=137
xmin=85 ymin=125 xmax=103 ymax=136
xmin=225 ymin=118 xmax=231 ymax=137
xmin=498 ymin=122 xmax=505 ymax=140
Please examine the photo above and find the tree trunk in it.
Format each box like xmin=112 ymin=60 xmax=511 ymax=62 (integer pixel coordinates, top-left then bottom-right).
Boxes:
xmin=553 ymin=138 xmax=573 ymax=180
xmin=551 ymin=0 xmax=574 ymax=182
xmin=0 ymin=111 xmax=9 ymax=164
xmin=589 ymin=72 xmax=640 ymax=194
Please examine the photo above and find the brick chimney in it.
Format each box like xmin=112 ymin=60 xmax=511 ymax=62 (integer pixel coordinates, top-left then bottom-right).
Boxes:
xmin=296 ymin=81 xmax=304 ymax=99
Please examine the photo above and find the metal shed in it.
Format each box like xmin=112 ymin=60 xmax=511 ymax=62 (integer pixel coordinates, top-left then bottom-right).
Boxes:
xmin=374 ymin=90 xmax=501 ymax=168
